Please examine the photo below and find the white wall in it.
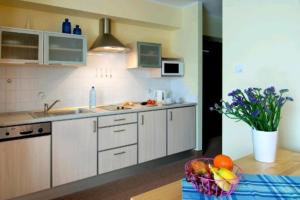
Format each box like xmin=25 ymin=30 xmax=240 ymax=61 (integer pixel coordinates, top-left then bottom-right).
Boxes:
xmin=0 ymin=54 xmax=186 ymax=113
xmin=223 ymin=0 xmax=300 ymax=159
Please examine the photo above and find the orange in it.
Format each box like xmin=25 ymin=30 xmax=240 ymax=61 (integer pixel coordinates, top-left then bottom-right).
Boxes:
xmin=213 ymin=154 xmax=233 ymax=171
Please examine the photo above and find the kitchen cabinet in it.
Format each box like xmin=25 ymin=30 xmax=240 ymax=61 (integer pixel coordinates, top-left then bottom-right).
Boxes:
xmin=98 ymin=113 xmax=137 ymax=127
xmin=127 ymin=41 xmax=161 ymax=68
xmin=98 ymin=145 xmax=137 ymax=174
xmin=167 ymin=106 xmax=196 ymax=155
xmin=138 ymin=110 xmax=167 ymax=163
xmin=0 ymin=26 xmax=87 ymax=66
xmin=98 ymin=123 xmax=137 ymax=151
xmin=52 ymin=118 xmax=97 ymax=187
xmin=44 ymin=32 xmax=86 ymax=65
xmin=0 ymin=27 xmax=43 ymax=64
xmin=98 ymin=113 xmax=138 ymax=174
xmin=0 ymin=136 xmax=50 ymax=200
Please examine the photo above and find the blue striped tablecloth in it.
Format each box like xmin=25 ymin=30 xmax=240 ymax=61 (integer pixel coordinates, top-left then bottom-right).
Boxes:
xmin=182 ymin=174 xmax=300 ymax=200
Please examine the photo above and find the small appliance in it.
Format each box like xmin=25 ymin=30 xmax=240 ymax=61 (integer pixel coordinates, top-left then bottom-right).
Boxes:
xmin=155 ymin=90 xmax=166 ymax=103
xmin=161 ymin=59 xmax=184 ymax=77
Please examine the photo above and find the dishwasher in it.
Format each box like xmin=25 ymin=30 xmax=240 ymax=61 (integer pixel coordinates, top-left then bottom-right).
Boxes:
xmin=0 ymin=122 xmax=51 ymax=200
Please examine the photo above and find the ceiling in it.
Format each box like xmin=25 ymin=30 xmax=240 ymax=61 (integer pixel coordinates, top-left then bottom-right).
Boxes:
xmin=148 ymin=0 xmax=222 ymax=18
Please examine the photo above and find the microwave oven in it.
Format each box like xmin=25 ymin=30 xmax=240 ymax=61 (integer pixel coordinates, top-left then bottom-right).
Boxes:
xmin=161 ymin=59 xmax=184 ymax=77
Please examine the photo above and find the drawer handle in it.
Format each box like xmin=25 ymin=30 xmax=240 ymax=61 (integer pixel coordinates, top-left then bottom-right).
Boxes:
xmin=114 ymin=151 xmax=126 ymax=156
xmin=114 ymin=118 xmax=126 ymax=122
xmin=113 ymin=129 xmax=126 ymax=133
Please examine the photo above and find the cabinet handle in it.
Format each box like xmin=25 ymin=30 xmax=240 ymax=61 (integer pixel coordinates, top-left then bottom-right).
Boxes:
xmin=170 ymin=111 xmax=173 ymax=121
xmin=114 ymin=129 xmax=126 ymax=133
xmin=114 ymin=151 xmax=126 ymax=156
xmin=141 ymin=115 xmax=144 ymax=125
xmin=114 ymin=118 xmax=126 ymax=122
xmin=93 ymin=120 xmax=97 ymax=133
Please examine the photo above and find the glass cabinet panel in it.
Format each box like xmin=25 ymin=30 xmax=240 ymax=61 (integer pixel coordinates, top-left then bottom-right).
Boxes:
xmin=138 ymin=42 xmax=161 ymax=68
xmin=44 ymin=33 xmax=86 ymax=65
xmin=0 ymin=28 xmax=43 ymax=64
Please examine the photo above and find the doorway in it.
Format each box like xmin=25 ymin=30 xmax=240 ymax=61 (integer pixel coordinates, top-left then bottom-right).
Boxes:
xmin=202 ymin=36 xmax=222 ymax=156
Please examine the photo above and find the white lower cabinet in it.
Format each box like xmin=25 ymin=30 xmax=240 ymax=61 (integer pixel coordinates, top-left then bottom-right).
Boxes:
xmin=167 ymin=106 xmax=196 ymax=155
xmin=98 ymin=145 xmax=137 ymax=174
xmin=98 ymin=123 xmax=137 ymax=151
xmin=52 ymin=118 xmax=97 ymax=187
xmin=138 ymin=110 xmax=167 ymax=163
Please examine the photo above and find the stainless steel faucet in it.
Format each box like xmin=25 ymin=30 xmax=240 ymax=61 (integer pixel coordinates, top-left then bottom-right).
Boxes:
xmin=44 ymin=100 xmax=61 ymax=113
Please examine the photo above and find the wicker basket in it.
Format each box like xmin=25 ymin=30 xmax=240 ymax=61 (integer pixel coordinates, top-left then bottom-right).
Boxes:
xmin=185 ymin=158 xmax=242 ymax=197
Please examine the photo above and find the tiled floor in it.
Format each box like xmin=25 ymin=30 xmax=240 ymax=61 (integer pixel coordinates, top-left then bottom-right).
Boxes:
xmin=54 ymin=137 xmax=221 ymax=200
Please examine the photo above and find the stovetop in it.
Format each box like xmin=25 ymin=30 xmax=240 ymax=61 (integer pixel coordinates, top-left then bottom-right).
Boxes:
xmin=97 ymin=105 xmax=131 ymax=111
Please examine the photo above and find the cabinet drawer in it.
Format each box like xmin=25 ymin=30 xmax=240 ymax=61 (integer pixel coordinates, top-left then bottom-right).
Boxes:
xmin=98 ymin=124 xmax=137 ymax=151
xmin=98 ymin=145 xmax=137 ymax=174
xmin=98 ymin=113 xmax=137 ymax=127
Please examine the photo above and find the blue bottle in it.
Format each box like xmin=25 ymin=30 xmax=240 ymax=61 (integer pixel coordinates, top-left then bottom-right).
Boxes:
xmin=62 ymin=18 xmax=71 ymax=34
xmin=73 ymin=25 xmax=82 ymax=35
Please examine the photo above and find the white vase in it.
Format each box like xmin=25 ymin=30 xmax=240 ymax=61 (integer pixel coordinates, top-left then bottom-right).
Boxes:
xmin=252 ymin=129 xmax=278 ymax=163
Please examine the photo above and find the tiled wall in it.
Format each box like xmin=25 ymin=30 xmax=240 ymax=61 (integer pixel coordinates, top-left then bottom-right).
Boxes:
xmin=0 ymin=53 xmax=189 ymax=113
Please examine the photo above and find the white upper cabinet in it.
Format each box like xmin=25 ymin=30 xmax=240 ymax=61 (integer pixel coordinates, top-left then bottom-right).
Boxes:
xmin=44 ymin=32 xmax=86 ymax=65
xmin=127 ymin=41 xmax=162 ymax=68
xmin=0 ymin=27 xmax=43 ymax=64
xmin=0 ymin=27 xmax=87 ymax=66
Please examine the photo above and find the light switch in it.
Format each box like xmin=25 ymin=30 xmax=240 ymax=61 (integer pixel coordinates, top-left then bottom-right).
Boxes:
xmin=235 ymin=64 xmax=244 ymax=73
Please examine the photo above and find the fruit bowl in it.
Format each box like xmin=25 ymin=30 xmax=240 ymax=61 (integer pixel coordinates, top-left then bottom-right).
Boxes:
xmin=185 ymin=158 xmax=242 ymax=197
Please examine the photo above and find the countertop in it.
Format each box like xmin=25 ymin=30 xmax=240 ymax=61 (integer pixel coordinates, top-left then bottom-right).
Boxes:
xmin=0 ymin=102 xmax=197 ymax=127
xmin=130 ymin=148 xmax=300 ymax=200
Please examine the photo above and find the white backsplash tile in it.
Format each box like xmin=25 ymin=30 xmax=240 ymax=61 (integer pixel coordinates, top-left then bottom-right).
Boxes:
xmin=0 ymin=53 xmax=191 ymax=113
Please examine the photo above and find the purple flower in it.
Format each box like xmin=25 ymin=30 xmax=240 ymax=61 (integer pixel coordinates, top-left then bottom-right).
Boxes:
xmin=245 ymin=88 xmax=260 ymax=104
xmin=228 ymin=89 xmax=242 ymax=97
xmin=286 ymin=97 xmax=293 ymax=101
xmin=264 ymin=86 xmax=275 ymax=96
xmin=277 ymin=97 xmax=285 ymax=106
xmin=251 ymin=109 xmax=260 ymax=118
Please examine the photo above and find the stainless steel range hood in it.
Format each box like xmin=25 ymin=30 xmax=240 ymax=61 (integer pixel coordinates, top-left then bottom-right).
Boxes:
xmin=89 ymin=18 xmax=129 ymax=53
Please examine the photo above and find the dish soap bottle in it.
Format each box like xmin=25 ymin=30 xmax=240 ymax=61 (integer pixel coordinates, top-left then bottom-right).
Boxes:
xmin=89 ymin=86 xmax=96 ymax=109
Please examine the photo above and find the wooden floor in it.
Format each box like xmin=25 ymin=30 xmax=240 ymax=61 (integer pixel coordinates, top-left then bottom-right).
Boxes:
xmin=54 ymin=139 xmax=221 ymax=200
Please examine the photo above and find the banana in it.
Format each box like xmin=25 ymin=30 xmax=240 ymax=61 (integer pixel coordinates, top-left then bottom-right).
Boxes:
xmin=218 ymin=168 xmax=239 ymax=184
xmin=209 ymin=165 xmax=231 ymax=192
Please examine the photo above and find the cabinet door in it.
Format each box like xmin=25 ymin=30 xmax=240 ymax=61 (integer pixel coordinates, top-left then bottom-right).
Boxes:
xmin=138 ymin=110 xmax=166 ymax=163
xmin=0 ymin=27 xmax=43 ymax=64
xmin=138 ymin=42 xmax=161 ymax=68
xmin=44 ymin=32 xmax=87 ymax=65
xmin=0 ymin=136 xmax=50 ymax=200
xmin=52 ymin=118 xmax=97 ymax=187
xmin=167 ymin=107 xmax=196 ymax=155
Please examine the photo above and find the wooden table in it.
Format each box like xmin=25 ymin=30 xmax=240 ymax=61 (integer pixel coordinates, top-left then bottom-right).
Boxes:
xmin=131 ymin=148 xmax=300 ymax=200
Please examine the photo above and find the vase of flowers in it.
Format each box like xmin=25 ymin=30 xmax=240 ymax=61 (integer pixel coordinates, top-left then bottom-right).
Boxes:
xmin=211 ymin=86 xmax=293 ymax=163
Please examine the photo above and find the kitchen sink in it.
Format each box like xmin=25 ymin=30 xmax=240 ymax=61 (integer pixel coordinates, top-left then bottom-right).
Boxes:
xmin=30 ymin=108 xmax=93 ymax=118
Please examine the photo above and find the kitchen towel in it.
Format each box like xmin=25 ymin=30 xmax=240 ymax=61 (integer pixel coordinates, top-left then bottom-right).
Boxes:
xmin=182 ymin=173 xmax=300 ymax=200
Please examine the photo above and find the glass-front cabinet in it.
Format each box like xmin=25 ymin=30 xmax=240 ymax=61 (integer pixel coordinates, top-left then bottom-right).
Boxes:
xmin=127 ymin=41 xmax=162 ymax=68
xmin=44 ymin=32 xmax=86 ymax=65
xmin=0 ymin=27 xmax=43 ymax=64
xmin=0 ymin=27 xmax=87 ymax=66
xmin=138 ymin=42 xmax=161 ymax=68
